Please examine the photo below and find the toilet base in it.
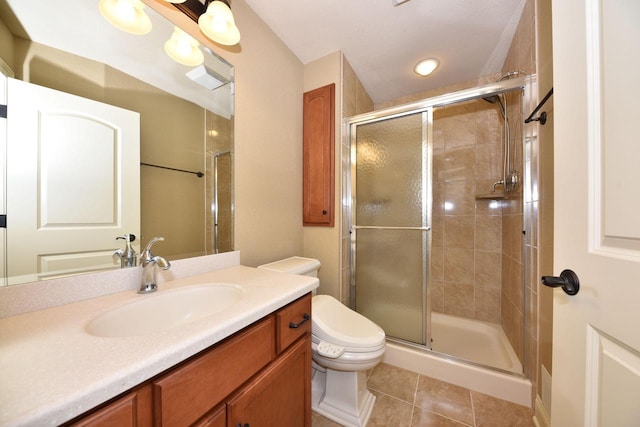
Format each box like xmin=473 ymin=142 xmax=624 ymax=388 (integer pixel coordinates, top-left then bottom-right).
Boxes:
xmin=311 ymin=366 xmax=376 ymax=427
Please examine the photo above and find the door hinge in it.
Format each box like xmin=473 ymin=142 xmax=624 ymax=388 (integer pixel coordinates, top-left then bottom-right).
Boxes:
xmin=0 ymin=215 xmax=5 ymax=228
xmin=0 ymin=104 xmax=6 ymax=118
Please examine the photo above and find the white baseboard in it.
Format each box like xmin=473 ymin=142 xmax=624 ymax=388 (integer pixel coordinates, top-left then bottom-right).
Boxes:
xmin=533 ymin=395 xmax=551 ymax=427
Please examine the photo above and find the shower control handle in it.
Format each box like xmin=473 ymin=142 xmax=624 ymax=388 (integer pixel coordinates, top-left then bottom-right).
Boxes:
xmin=541 ymin=269 xmax=580 ymax=295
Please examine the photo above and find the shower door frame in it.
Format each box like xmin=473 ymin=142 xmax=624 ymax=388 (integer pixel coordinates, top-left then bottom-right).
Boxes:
xmin=345 ymin=74 xmax=534 ymax=354
xmin=212 ymin=151 xmax=232 ymax=254
xmin=349 ymin=108 xmax=434 ymax=348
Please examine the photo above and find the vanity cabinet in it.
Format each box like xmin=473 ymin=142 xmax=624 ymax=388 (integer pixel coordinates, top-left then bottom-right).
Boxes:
xmin=303 ymin=83 xmax=335 ymax=227
xmin=67 ymin=294 xmax=312 ymax=427
xmin=69 ymin=385 xmax=153 ymax=427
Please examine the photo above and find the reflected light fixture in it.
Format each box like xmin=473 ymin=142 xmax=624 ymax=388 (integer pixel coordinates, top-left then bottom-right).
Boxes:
xmin=198 ymin=0 xmax=241 ymax=46
xmin=414 ymin=58 xmax=440 ymax=76
xmin=165 ymin=27 xmax=204 ymax=66
xmin=99 ymin=0 xmax=152 ymax=35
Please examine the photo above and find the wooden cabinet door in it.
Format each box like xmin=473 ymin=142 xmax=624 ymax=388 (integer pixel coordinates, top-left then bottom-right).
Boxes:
xmin=67 ymin=384 xmax=152 ymax=427
xmin=193 ymin=404 xmax=225 ymax=427
xmin=154 ymin=317 xmax=275 ymax=427
xmin=303 ymin=84 xmax=335 ymax=227
xmin=227 ymin=335 xmax=311 ymax=427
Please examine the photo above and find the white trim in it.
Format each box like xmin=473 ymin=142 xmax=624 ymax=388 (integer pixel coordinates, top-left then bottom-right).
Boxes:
xmin=533 ymin=396 xmax=551 ymax=427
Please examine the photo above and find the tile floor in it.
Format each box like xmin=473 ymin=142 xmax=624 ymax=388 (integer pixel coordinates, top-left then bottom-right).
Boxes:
xmin=312 ymin=363 xmax=535 ymax=427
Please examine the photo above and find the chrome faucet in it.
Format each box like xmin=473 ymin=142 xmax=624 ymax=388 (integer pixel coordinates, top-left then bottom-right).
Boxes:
xmin=138 ymin=237 xmax=171 ymax=294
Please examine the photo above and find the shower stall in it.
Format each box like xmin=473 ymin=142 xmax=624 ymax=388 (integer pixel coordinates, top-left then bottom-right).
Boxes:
xmin=347 ymin=75 xmax=532 ymax=379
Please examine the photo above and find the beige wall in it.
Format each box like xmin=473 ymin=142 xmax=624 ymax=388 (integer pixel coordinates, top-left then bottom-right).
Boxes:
xmin=298 ymin=52 xmax=374 ymax=301
xmin=147 ymin=0 xmax=306 ymax=268
xmin=301 ymin=52 xmax=342 ymax=298
xmin=0 ymin=17 xmax=15 ymax=74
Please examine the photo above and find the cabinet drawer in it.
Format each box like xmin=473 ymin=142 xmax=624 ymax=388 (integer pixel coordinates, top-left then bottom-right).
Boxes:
xmin=154 ymin=316 xmax=275 ymax=427
xmin=276 ymin=293 xmax=312 ymax=353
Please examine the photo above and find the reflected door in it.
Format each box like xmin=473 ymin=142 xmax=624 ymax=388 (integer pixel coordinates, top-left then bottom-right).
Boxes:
xmin=351 ymin=110 xmax=432 ymax=345
xmin=6 ymin=78 xmax=140 ymax=284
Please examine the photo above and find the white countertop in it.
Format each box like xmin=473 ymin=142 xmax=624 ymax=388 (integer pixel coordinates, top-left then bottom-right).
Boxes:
xmin=0 ymin=265 xmax=318 ymax=426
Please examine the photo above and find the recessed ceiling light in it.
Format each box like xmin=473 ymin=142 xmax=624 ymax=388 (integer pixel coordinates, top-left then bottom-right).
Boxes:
xmin=414 ymin=58 xmax=440 ymax=76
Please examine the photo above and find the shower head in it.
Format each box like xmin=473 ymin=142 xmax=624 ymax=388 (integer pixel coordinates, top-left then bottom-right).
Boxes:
xmin=482 ymin=95 xmax=501 ymax=104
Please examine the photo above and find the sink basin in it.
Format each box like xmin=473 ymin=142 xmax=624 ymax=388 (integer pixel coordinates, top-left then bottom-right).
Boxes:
xmin=86 ymin=284 xmax=244 ymax=337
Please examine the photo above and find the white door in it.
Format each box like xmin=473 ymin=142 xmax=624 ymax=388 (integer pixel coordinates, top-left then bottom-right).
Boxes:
xmin=6 ymin=78 xmax=140 ymax=284
xmin=551 ymin=1 xmax=640 ymax=426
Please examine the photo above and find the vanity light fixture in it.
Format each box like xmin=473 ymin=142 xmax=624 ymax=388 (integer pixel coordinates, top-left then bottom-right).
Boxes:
xmin=198 ymin=0 xmax=241 ymax=46
xmin=165 ymin=27 xmax=204 ymax=66
xmin=414 ymin=58 xmax=440 ymax=76
xmin=99 ymin=0 xmax=152 ymax=35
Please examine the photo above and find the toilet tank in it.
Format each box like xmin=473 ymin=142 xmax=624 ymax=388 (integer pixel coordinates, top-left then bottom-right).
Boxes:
xmin=257 ymin=256 xmax=321 ymax=277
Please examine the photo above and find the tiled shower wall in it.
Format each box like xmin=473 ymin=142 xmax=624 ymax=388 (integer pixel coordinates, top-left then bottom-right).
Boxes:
xmin=430 ymin=101 xmax=505 ymax=323
xmin=501 ymin=0 xmax=539 ymax=404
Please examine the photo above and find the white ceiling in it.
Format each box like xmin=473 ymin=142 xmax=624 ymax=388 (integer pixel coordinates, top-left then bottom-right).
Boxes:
xmin=244 ymin=0 xmax=527 ymax=104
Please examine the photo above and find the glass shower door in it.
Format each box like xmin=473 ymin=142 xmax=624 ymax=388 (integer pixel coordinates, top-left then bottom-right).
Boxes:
xmin=351 ymin=110 xmax=432 ymax=346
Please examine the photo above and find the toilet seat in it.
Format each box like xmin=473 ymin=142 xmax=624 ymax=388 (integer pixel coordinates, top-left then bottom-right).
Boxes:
xmin=312 ymin=295 xmax=385 ymax=351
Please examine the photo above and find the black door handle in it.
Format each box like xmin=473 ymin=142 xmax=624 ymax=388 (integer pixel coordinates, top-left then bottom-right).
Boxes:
xmin=541 ymin=269 xmax=580 ymax=295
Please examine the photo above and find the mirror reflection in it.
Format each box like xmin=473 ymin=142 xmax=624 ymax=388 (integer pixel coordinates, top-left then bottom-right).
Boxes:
xmin=0 ymin=0 xmax=234 ymax=286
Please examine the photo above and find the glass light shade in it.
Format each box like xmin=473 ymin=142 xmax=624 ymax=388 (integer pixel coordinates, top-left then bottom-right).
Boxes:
xmin=198 ymin=1 xmax=241 ymax=46
xmin=414 ymin=58 xmax=440 ymax=76
xmin=165 ymin=27 xmax=204 ymax=66
xmin=99 ymin=0 xmax=152 ymax=35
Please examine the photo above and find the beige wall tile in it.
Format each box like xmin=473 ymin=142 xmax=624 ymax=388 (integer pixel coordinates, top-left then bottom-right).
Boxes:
xmin=443 ymin=282 xmax=475 ymax=318
xmin=444 ymin=248 xmax=474 ymax=284
xmin=475 ymin=251 xmax=502 ymax=288
xmin=444 ymin=216 xmax=475 ymax=249
xmin=475 ymin=215 xmax=502 ymax=251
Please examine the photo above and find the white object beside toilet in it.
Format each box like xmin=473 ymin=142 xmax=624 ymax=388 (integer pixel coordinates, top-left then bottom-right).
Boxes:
xmin=258 ymin=257 xmax=386 ymax=427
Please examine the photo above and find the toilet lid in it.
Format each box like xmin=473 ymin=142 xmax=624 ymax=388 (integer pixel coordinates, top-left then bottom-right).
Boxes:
xmin=312 ymin=295 xmax=386 ymax=349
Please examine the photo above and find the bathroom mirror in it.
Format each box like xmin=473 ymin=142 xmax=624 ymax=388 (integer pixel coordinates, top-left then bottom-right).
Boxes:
xmin=0 ymin=0 xmax=234 ymax=286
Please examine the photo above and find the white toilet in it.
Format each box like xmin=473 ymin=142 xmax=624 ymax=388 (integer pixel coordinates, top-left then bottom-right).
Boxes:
xmin=258 ymin=257 xmax=386 ymax=427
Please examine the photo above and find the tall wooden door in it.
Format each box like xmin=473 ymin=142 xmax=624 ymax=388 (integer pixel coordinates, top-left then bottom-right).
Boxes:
xmin=551 ymin=1 xmax=640 ymax=425
xmin=5 ymin=78 xmax=140 ymax=284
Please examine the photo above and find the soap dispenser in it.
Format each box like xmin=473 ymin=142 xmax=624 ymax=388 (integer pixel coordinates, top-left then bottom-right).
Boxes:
xmin=113 ymin=234 xmax=138 ymax=268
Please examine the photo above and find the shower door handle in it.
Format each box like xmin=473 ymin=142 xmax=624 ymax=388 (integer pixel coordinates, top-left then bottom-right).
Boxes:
xmin=541 ymin=269 xmax=580 ymax=295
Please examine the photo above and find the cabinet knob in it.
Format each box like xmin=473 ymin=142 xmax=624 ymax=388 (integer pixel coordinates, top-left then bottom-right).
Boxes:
xmin=322 ymin=210 xmax=327 ymax=215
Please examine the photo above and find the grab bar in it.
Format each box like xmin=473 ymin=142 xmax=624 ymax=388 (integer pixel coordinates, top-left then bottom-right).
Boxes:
xmin=353 ymin=226 xmax=431 ymax=231
xmin=141 ymin=162 xmax=203 ymax=178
